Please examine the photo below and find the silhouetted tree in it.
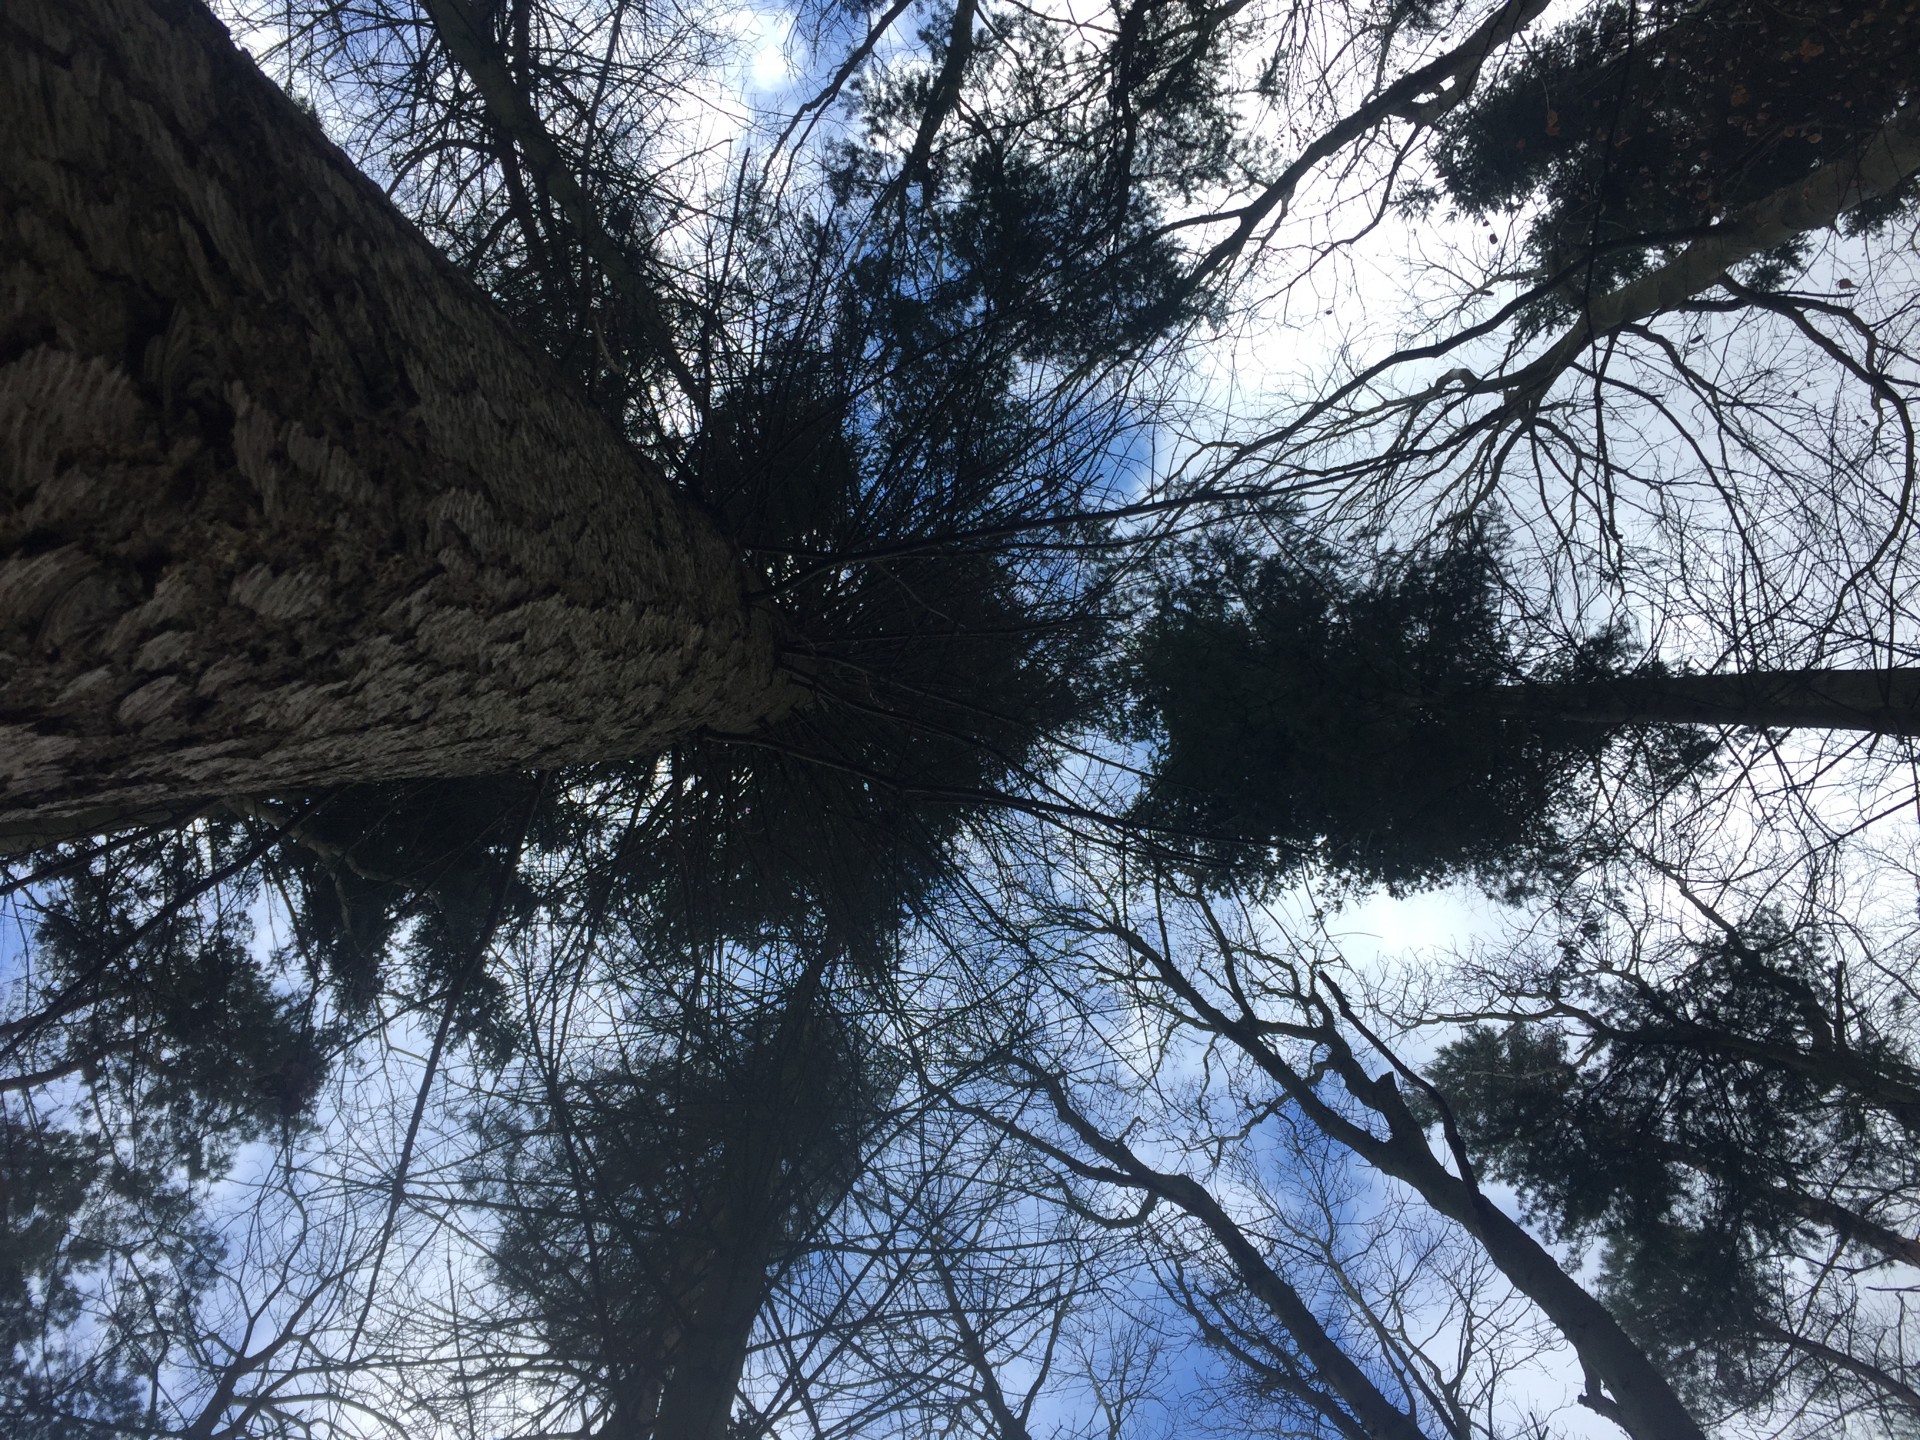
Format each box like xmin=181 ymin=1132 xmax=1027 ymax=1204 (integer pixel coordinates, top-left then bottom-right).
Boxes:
xmin=1433 ymin=0 xmax=1920 ymax=313
xmin=1125 ymin=518 xmax=1720 ymax=893
xmin=480 ymin=961 xmax=899 ymax=1440
xmin=1429 ymin=909 xmax=1920 ymax=1415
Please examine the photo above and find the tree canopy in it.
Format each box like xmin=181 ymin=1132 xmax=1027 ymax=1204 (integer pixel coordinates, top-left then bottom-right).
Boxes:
xmin=1124 ymin=516 xmax=1721 ymax=893
xmin=5 ymin=0 xmax=1920 ymax=1436
xmin=1433 ymin=0 xmax=1920 ymax=306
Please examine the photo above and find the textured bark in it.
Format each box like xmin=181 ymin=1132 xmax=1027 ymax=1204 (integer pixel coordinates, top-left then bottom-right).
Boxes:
xmin=1482 ymin=668 xmax=1920 ymax=736
xmin=0 ymin=0 xmax=801 ymax=849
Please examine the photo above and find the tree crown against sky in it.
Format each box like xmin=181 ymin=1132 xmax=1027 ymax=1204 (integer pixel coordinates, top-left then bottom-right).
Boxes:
xmin=1430 ymin=0 xmax=1920 ymax=314
xmin=195 ymin=0 xmax=1277 ymax=989
xmin=1426 ymin=905 xmax=1920 ymax=1412
xmin=1122 ymin=515 xmax=1718 ymax=895
xmin=478 ymin=962 xmax=903 ymax=1438
xmin=5 ymin=0 xmax=1920 ymax=1435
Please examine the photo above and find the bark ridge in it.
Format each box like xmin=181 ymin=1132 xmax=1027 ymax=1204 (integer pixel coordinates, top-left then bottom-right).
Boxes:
xmin=0 ymin=0 xmax=798 ymax=848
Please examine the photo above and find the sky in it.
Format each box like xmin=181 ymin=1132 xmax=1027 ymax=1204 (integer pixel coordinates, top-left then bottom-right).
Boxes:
xmin=29 ymin=2 xmax=1920 ymax=1435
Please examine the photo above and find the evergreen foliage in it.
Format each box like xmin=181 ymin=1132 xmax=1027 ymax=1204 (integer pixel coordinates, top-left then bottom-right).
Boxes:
xmin=1433 ymin=0 xmax=1920 ymax=309
xmin=1124 ymin=519 xmax=1711 ymax=893
xmin=841 ymin=0 xmax=1244 ymax=353
xmin=630 ymin=341 xmax=1110 ymax=965
xmin=1 ymin=1118 xmax=144 ymax=1440
xmin=0 ymin=1110 xmax=226 ymax=1440
xmin=19 ymin=827 xmax=328 ymax=1152
xmin=479 ymin=967 xmax=898 ymax=1435
xmin=257 ymin=775 xmax=545 ymax=1048
xmin=1428 ymin=911 xmax=1920 ymax=1408
xmin=0 ymin=826 xmax=324 ymax=1436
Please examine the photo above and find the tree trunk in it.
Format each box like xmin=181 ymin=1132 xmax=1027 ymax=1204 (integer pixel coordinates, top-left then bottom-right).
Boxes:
xmin=1123 ymin=929 xmax=1710 ymax=1440
xmin=646 ymin=967 xmax=841 ymax=1440
xmin=647 ymin=1236 xmax=772 ymax=1440
xmin=0 ymin=0 xmax=802 ymax=850
xmin=1484 ymin=669 xmax=1920 ymax=736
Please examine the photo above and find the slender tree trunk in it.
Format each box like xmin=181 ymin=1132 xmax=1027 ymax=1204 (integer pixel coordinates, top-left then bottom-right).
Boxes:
xmin=0 ymin=0 xmax=801 ymax=850
xmin=1483 ymin=669 xmax=1920 ymax=736
xmin=1509 ymin=102 xmax=1920 ymax=403
xmin=1119 ymin=927 xmax=1710 ymax=1440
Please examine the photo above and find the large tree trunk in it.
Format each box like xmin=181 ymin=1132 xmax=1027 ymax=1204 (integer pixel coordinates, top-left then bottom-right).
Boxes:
xmin=0 ymin=0 xmax=801 ymax=850
xmin=1484 ymin=668 xmax=1920 ymax=736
